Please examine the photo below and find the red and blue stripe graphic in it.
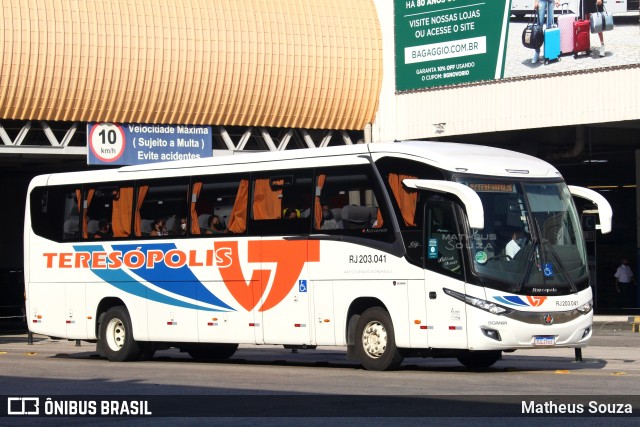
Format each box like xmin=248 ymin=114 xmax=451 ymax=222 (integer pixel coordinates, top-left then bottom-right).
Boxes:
xmin=74 ymin=244 xmax=234 ymax=312
xmin=493 ymin=295 xmax=547 ymax=307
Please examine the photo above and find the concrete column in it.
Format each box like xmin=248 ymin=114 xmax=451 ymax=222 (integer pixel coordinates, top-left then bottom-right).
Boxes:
xmin=364 ymin=123 xmax=372 ymax=144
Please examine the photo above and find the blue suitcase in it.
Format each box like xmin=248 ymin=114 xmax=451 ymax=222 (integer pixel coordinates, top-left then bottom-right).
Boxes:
xmin=543 ymin=25 xmax=561 ymax=64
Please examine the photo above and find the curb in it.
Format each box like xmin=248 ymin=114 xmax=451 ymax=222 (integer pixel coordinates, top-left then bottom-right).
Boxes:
xmin=593 ymin=315 xmax=634 ymax=323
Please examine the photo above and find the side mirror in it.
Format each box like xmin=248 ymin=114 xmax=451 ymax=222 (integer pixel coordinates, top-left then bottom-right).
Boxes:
xmin=568 ymin=185 xmax=612 ymax=234
xmin=403 ymin=179 xmax=484 ymax=229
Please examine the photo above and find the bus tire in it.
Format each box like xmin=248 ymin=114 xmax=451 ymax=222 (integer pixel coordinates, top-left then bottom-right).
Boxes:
xmin=456 ymin=350 xmax=501 ymax=370
xmin=186 ymin=343 xmax=239 ymax=361
xmin=98 ymin=306 xmax=141 ymax=362
xmin=355 ymin=307 xmax=403 ymax=371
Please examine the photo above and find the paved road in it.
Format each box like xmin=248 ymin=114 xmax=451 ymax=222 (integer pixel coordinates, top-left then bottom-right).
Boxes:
xmin=0 ymin=320 xmax=639 ymax=424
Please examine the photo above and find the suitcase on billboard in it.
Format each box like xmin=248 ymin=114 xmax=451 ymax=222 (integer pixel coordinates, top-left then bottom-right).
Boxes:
xmin=573 ymin=1 xmax=590 ymax=58
xmin=573 ymin=18 xmax=591 ymax=58
xmin=543 ymin=25 xmax=561 ymax=64
xmin=558 ymin=3 xmax=577 ymax=55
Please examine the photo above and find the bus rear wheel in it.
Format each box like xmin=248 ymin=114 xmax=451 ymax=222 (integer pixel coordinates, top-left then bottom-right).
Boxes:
xmin=186 ymin=343 xmax=239 ymax=361
xmin=99 ymin=306 xmax=141 ymax=362
xmin=456 ymin=350 xmax=501 ymax=370
xmin=355 ymin=307 xmax=403 ymax=371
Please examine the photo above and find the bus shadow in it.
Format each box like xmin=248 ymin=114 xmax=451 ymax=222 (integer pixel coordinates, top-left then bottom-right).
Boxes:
xmin=51 ymin=347 xmax=609 ymax=373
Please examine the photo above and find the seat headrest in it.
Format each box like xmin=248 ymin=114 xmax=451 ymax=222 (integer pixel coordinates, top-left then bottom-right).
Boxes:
xmin=198 ymin=214 xmax=211 ymax=229
xmin=64 ymin=218 xmax=79 ymax=232
xmin=141 ymin=219 xmax=154 ymax=234
xmin=87 ymin=219 xmax=100 ymax=234
xmin=341 ymin=205 xmax=375 ymax=227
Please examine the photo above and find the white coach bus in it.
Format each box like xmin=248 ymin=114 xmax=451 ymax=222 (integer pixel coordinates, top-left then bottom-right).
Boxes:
xmin=24 ymin=141 xmax=612 ymax=370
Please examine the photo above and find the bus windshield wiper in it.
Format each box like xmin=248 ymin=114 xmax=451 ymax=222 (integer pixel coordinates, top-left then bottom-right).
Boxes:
xmin=514 ymin=240 xmax=536 ymax=293
xmin=545 ymin=244 xmax=578 ymax=293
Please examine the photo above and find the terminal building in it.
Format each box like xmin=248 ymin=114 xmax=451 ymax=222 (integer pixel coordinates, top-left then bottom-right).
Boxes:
xmin=1 ymin=0 xmax=639 ymax=317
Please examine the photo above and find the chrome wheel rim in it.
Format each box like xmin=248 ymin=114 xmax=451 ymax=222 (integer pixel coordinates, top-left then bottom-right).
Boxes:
xmin=105 ymin=318 xmax=125 ymax=351
xmin=361 ymin=320 xmax=387 ymax=359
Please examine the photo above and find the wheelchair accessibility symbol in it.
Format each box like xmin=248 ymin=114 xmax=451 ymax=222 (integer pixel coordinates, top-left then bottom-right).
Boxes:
xmin=299 ymin=280 xmax=307 ymax=293
xmin=543 ymin=263 xmax=554 ymax=278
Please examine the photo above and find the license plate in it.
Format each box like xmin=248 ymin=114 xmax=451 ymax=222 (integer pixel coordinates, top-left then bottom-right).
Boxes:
xmin=533 ymin=335 xmax=555 ymax=346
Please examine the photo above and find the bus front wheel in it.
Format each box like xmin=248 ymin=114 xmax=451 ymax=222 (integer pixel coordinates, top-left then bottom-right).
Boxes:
xmin=99 ymin=306 xmax=141 ymax=362
xmin=355 ymin=307 xmax=403 ymax=371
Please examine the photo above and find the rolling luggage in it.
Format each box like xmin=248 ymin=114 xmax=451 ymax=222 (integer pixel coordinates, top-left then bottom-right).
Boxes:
xmin=543 ymin=25 xmax=561 ymax=64
xmin=573 ymin=18 xmax=591 ymax=57
xmin=558 ymin=3 xmax=577 ymax=54
xmin=573 ymin=0 xmax=590 ymax=58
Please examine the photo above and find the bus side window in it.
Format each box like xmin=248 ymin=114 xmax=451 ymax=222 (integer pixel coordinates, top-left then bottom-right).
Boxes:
xmin=375 ymin=156 xmax=445 ymax=230
xmin=425 ymin=201 xmax=463 ymax=277
xmin=30 ymin=185 xmax=81 ymax=242
xmin=191 ymin=174 xmax=249 ymax=236
xmin=62 ymin=189 xmax=81 ymax=240
xmin=82 ymin=185 xmax=133 ymax=239
xmin=313 ymin=165 xmax=393 ymax=242
xmin=134 ymin=179 xmax=189 ymax=237
xmin=250 ymin=170 xmax=312 ymax=236
xmin=82 ymin=187 xmax=113 ymax=239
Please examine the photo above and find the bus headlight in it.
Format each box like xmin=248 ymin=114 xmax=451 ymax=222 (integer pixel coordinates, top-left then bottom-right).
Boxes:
xmin=576 ymin=300 xmax=593 ymax=314
xmin=443 ymin=288 xmax=513 ymax=315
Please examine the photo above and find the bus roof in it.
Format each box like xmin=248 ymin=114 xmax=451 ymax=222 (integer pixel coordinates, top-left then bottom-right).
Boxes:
xmin=39 ymin=141 xmax=562 ymax=186
xmin=117 ymin=141 xmax=561 ymax=179
xmin=372 ymin=141 xmax=561 ymax=178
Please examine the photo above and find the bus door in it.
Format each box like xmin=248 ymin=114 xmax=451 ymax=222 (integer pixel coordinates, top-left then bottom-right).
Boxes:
xmin=423 ymin=200 xmax=469 ymax=349
xmin=259 ymin=238 xmax=316 ymax=345
xmin=197 ymin=237 xmax=260 ymax=345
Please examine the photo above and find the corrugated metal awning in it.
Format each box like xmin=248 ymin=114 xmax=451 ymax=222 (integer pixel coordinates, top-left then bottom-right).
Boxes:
xmin=0 ymin=0 xmax=382 ymax=130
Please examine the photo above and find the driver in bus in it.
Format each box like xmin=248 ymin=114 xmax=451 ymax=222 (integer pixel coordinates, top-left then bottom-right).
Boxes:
xmin=506 ymin=231 xmax=526 ymax=260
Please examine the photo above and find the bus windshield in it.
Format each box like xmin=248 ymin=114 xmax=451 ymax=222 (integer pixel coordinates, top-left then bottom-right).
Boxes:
xmin=457 ymin=178 xmax=588 ymax=295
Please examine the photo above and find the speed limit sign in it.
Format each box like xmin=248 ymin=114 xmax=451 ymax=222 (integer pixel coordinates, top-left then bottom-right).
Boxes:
xmin=88 ymin=123 xmax=125 ymax=163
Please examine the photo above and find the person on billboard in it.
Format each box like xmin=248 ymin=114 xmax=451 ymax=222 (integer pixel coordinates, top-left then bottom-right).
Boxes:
xmin=583 ymin=0 xmax=606 ymax=57
xmin=532 ymin=0 xmax=559 ymax=64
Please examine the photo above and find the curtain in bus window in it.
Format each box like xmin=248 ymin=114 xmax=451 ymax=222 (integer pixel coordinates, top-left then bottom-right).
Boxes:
xmin=76 ymin=189 xmax=82 ymax=214
xmin=253 ymin=178 xmax=283 ymax=220
xmin=111 ymin=187 xmax=133 ymax=238
xmin=134 ymin=185 xmax=148 ymax=236
xmin=314 ymin=174 xmax=326 ymax=229
xmin=374 ymin=207 xmax=383 ymax=228
xmin=82 ymin=189 xmax=94 ymax=239
xmin=227 ymin=179 xmax=249 ymax=233
xmin=388 ymin=173 xmax=417 ymax=227
xmin=190 ymin=182 xmax=203 ymax=235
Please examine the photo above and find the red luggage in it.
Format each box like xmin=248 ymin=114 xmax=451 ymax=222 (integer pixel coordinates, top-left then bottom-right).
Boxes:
xmin=573 ymin=0 xmax=590 ymax=58
xmin=573 ymin=19 xmax=590 ymax=58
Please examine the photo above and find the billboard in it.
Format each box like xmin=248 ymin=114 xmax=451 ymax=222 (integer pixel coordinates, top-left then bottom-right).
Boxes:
xmin=394 ymin=0 xmax=640 ymax=92
xmin=395 ymin=0 xmax=511 ymax=91
xmin=87 ymin=123 xmax=213 ymax=166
